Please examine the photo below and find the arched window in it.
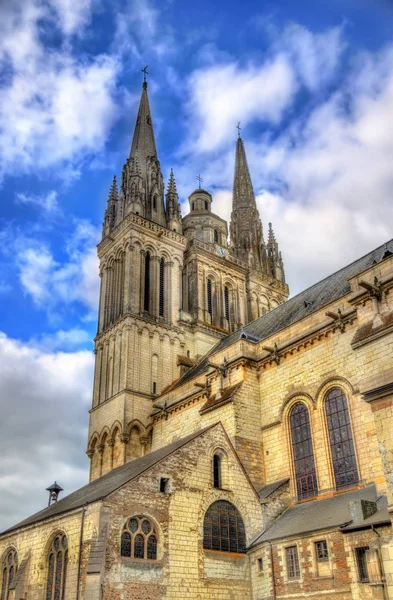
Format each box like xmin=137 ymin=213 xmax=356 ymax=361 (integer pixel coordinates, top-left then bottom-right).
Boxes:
xmin=325 ymin=388 xmax=359 ymax=489
xmin=121 ymin=516 xmax=157 ymax=560
xmin=46 ymin=534 xmax=68 ymax=600
xmin=214 ymin=229 xmax=219 ymax=243
xmin=192 ymin=202 xmax=195 ymax=211
xmin=213 ymin=454 xmax=221 ymax=488
xmin=159 ymin=258 xmax=165 ymax=317
xmin=203 ymin=500 xmax=246 ymax=553
xmin=224 ymin=286 xmax=230 ymax=322
xmin=144 ymin=252 xmax=150 ymax=312
xmin=290 ymin=403 xmax=318 ymax=500
xmin=1 ymin=549 xmax=18 ymax=600
xmin=207 ymin=279 xmax=213 ymax=317
xmin=204 ymin=201 xmax=208 ymax=210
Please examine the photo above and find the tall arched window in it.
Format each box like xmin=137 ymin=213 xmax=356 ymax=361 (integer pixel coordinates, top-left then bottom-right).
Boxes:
xmin=46 ymin=534 xmax=68 ymax=600
xmin=159 ymin=258 xmax=165 ymax=317
xmin=325 ymin=388 xmax=359 ymax=489
xmin=121 ymin=516 xmax=157 ymax=559
xmin=144 ymin=252 xmax=150 ymax=312
xmin=1 ymin=549 xmax=18 ymax=600
xmin=213 ymin=454 xmax=221 ymax=488
xmin=203 ymin=500 xmax=246 ymax=553
xmin=214 ymin=229 xmax=219 ymax=243
xmin=207 ymin=279 xmax=213 ymax=318
xmin=224 ymin=286 xmax=230 ymax=322
xmin=290 ymin=403 xmax=318 ymax=500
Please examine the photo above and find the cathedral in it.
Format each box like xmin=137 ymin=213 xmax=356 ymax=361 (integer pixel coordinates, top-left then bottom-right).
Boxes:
xmin=1 ymin=79 xmax=393 ymax=600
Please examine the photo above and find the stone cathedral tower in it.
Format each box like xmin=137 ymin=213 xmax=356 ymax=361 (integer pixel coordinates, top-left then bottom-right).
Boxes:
xmin=87 ymin=80 xmax=289 ymax=481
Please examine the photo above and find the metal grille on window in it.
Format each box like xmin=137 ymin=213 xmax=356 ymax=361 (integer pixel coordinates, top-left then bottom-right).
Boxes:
xmin=356 ymin=547 xmax=369 ymax=582
xmin=203 ymin=500 xmax=246 ymax=553
xmin=290 ymin=403 xmax=318 ymax=500
xmin=45 ymin=535 xmax=68 ymax=600
xmin=213 ymin=454 xmax=221 ymax=488
xmin=120 ymin=516 xmax=158 ymax=560
xmin=159 ymin=258 xmax=165 ymax=317
xmin=325 ymin=388 xmax=359 ymax=489
xmin=1 ymin=550 xmax=18 ymax=600
xmin=224 ymin=286 xmax=230 ymax=322
xmin=286 ymin=546 xmax=300 ymax=579
xmin=315 ymin=540 xmax=328 ymax=561
xmin=207 ymin=279 xmax=212 ymax=317
xmin=144 ymin=252 xmax=150 ymax=312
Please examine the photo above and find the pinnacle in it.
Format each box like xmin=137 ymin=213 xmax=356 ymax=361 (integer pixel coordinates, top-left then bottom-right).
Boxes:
xmin=268 ymin=222 xmax=277 ymax=244
xmin=108 ymin=176 xmax=118 ymax=203
xmin=167 ymin=169 xmax=177 ymax=195
xmin=129 ymin=82 xmax=158 ymax=178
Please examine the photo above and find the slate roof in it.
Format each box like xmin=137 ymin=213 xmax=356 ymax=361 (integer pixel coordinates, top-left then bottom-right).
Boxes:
xmin=341 ymin=495 xmax=390 ymax=531
xmin=171 ymin=239 xmax=393 ymax=391
xmin=1 ymin=426 xmax=215 ymax=536
xmin=258 ymin=478 xmax=289 ymax=502
xmin=249 ymin=485 xmax=378 ymax=547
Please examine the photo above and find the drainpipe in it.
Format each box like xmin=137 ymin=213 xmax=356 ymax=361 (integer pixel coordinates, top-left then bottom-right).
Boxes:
xmin=76 ymin=506 xmax=87 ymax=600
xmin=269 ymin=541 xmax=276 ymax=600
xmin=371 ymin=525 xmax=388 ymax=600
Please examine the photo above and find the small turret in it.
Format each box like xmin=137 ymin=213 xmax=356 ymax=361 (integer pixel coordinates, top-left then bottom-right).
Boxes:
xmin=165 ymin=169 xmax=182 ymax=233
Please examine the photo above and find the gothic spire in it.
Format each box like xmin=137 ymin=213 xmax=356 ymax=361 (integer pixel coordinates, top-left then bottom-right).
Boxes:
xmin=267 ymin=222 xmax=286 ymax=283
xmin=165 ymin=169 xmax=182 ymax=233
xmin=102 ymin=176 xmax=119 ymax=238
xmin=230 ymin=136 xmax=266 ymax=272
xmin=129 ymin=81 xmax=158 ymax=180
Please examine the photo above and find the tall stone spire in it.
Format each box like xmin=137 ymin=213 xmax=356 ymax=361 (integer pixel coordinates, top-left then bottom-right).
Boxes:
xmin=129 ymin=81 xmax=158 ymax=180
xmin=115 ymin=80 xmax=166 ymax=227
xmin=165 ymin=169 xmax=182 ymax=233
xmin=230 ymin=137 xmax=268 ymax=273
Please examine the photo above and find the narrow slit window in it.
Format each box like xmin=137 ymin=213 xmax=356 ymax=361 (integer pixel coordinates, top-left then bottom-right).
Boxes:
xmin=159 ymin=258 xmax=165 ymax=317
xmin=144 ymin=252 xmax=150 ymax=312
xmin=356 ymin=547 xmax=369 ymax=582
xmin=213 ymin=454 xmax=221 ymax=488
xmin=207 ymin=279 xmax=213 ymax=317
xmin=224 ymin=286 xmax=230 ymax=322
xmin=289 ymin=403 xmax=318 ymax=500
xmin=214 ymin=229 xmax=219 ymax=243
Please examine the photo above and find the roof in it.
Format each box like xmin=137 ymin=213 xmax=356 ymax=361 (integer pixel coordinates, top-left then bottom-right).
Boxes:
xmin=199 ymin=383 xmax=242 ymax=415
xmin=341 ymin=495 xmax=391 ymax=531
xmin=250 ymin=485 xmax=378 ymax=547
xmin=1 ymin=426 xmax=215 ymax=536
xmin=171 ymin=239 xmax=393 ymax=391
xmin=129 ymin=82 xmax=157 ymax=178
xmin=258 ymin=478 xmax=289 ymax=502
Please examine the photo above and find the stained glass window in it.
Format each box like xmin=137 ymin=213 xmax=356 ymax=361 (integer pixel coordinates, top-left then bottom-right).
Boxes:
xmin=45 ymin=535 xmax=67 ymax=600
xmin=120 ymin=516 xmax=158 ymax=560
xmin=290 ymin=403 xmax=318 ymax=500
xmin=0 ymin=549 xmax=18 ymax=600
xmin=203 ymin=500 xmax=246 ymax=554
xmin=325 ymin=388 xmax=359 ymax=490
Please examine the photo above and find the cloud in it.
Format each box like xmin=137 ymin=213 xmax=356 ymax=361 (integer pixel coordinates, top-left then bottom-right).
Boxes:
xmin=49 ymin=0 xmax=95 ymax=36
xmin=0 ymin=0 xmax=121 ymax=180
xmin=0 ymin=332 xmax=93 ymax=530
xmin=30 ymin=327 xmax=92 ymax=352
xmin=15 ymin=191 xmax=60 ymax=215
xmin=14 ymin=219 xmax=100 ymax=318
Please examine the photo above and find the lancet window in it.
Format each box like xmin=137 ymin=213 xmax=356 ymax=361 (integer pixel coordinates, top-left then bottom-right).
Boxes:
xmin=224 ymin=286 xmax=230 ymax=322
xmin=45 ymin=534 xmax=68 ymax=600
xmin=144 ymin=252 xmax=151 ymax=312
xmin=203 ymin=500 xmax=246 ymax=553
xmin=213 ymin=454 xmax=221 ymax=488
xmin=1 ymin=549 xmax=18 ymax=600
xmin=207 ymin=279 xmax=213 ymax=318
xmin=159 ymin=257 xmax=165 ymax=317
xmin=289 ymin=403 xmax=318 ymax=500
xmin=325 ymin=388 xmax=359 ymax=489
xmin=121 ymin=516 xmax=158 ymax=560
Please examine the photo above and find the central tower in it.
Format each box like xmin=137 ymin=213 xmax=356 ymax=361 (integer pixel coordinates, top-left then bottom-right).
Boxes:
xmin=87 ymin=79 xmax=289 ymax=481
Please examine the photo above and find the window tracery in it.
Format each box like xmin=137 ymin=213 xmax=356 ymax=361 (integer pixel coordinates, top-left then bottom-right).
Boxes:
xmin=121 ymin=516 xmax=158 ymax=560
xmin=45 ymin=534 xmax=68 ymax=600
xmin=203 ymin=500 xmax=246 ymax=553
xmin=1 ymin=549 xmax=18 ymax=600
xmin=289 ymin=403 xmax=318 ymax=500
xmin=325 ymin=388 xmax=359 ymax=489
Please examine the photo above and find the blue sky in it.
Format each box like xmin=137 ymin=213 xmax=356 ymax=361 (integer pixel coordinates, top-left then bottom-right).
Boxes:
xmin=0 ymin=0 xmax=393 ymax=529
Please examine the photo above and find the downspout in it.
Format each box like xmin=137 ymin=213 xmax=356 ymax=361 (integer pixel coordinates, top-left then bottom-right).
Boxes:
xmin=269 ymin=541 xmax=276 ymax=600
xmin=76 ymin=506 xmax=87 ymax=600
xmin=371 ymin=525 xmax=388 ymax=600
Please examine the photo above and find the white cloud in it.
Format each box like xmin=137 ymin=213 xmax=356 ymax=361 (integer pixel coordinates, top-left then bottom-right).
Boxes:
xmin=30 ymin=327 xmax=92 ymax=351
xmin=15 ymin=219 xmax=100 ymax=318
xmin=49 ymin=0 xmax=94 ymax=36
xmin=16 ymin=191 xmax=60 ymax=215
xmin=0 ymin=0 xmax=120 ymax=180
xmin=0 ymin=332 xmax=93 ymax=530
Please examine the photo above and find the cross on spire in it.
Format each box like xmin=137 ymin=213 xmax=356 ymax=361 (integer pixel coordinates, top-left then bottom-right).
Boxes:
xmin=142 ymin=65 xmax=148 ymax=83
xmin=236 ymin=121 xmax=241 ymax=138
xmin=196 ymin=174 xmax=203 ymax=188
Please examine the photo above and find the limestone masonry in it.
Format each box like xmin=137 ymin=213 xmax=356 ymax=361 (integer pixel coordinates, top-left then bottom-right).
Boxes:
xmin=1 ymin=80 xmax=393 ymax=600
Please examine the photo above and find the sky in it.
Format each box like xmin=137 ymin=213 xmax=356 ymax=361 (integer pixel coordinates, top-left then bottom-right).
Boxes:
xmin=0 ymin=0 xmax=393 ymax=530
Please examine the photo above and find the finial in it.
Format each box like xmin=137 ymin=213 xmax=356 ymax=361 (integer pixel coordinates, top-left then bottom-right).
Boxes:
xmin=236 ymin=121 xmax=241 ymax=138
xmin=142 ymin=65 xmax=148 ymax=86
xmin=196 ymin=174 xmax=203 ymax=189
